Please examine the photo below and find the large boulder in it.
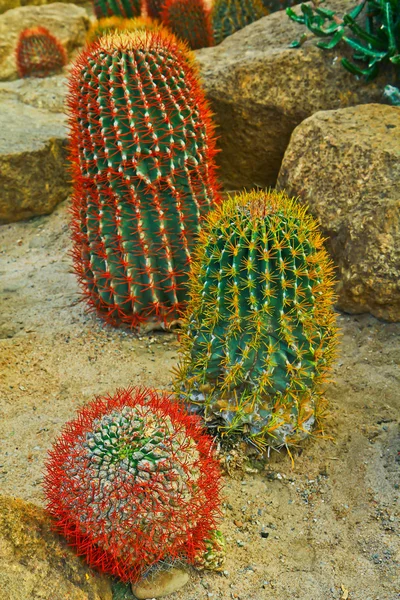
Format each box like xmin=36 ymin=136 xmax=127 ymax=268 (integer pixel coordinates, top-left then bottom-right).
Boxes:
xmin=0 ymin=0 xmax=88 ymax=14
xmin=277 ymin=103 xmax=400 ymax=322
xmin=195 ymin=0 xmax=395 ymax=190
xmin=0 ymin=96 xmax=70 ymax=223
xmin=0 ymin=72 xmax=67 ymax=111
xmin=0 ymin=2 xmax=90 ymax=80
xmin=0 ymin=495 xmax=112 ymax=600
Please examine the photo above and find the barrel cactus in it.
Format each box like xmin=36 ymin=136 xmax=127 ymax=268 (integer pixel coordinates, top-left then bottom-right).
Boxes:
xmin=146 ymin=0 xmax=166 ymax=18
xmin=212 ymin=0 xmax=266 ymax=45
xmin=161 ymin=0 xmax=214 ymax=49
xmin=44 ymin=387 xmax=222 ymax=582
xmin=69 ymin=32 xmax=219 ymax=329
xmin=86 ymin=16 xmax=165 ymax=43
xmin=175 ymin=189 xmax=338 ymax=449
xmin=16 ymin=26 xmax=67 ymax=78
xmin=93 ymin=0 xmax=142 ymax=19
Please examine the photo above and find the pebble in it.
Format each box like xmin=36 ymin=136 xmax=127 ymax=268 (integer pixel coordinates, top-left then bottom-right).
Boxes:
xmin=131 ymin=567 xmax=189 ymax=599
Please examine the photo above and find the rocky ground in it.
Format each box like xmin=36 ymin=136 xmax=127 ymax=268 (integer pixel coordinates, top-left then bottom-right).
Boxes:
xmin=0 ymin=200 xmax=399 ymax=600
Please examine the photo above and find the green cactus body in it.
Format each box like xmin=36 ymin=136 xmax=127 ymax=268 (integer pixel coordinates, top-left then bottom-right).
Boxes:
xmin=69 ymin=33 xmax=219 ymax=328
xmin=162 ymin=0 xmax=214 ymax=50
xmin=194 ymin=530 xmax=226 ymax=571
xmin=175 ymin=190 xmax=338 ymax=449
xmin=93 ymin=0 xmax=141 ymax=19
xmin=212 ymin=0 xmax=266 ymax=45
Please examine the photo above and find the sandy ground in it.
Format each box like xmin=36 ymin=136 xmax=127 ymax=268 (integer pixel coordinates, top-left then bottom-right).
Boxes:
xmin=0 ymin=199 xmax=399 ymax=600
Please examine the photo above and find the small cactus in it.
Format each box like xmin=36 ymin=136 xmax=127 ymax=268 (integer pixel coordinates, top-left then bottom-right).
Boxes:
xmin=86 ymin=16 xmax=165 ymax=43
xmin=93 ymin=0 xmax=142 ymax=19
xmin=175 ymin=189 xmax=338 ymax=449
xmin=44 ymin=387 xmax=222 ymax=582
xmin=211 ymin=0 xmax=266 ymax=45
xmin=161 ymin=0 xmax=214 ymax=50
xmin=16 ymin=26 xmax=67 ymax=78
xmin=145 ymin=0 xmax=165 ymax=19
xmin=194 ymin=529 xmax=226 ymax=571
xmin=69 ymin=32 xmax=219 ymax=329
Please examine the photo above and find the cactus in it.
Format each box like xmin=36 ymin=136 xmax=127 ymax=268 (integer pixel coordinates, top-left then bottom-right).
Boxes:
xmin=86 ymin=16 xmax=165 ymax=43
xmin=69 ymin=32 xmax=219 ymax=329
xmin=93 ymin=0 xmax=142 ymax=18
xmin=146 ymin=0 xmax=165 ymax=18
xmin=44 ymin=387 xmax=222 ymax=583
xmin=161 ymin=0 xmax=214 ymax=49
xmin=175 ymin=189 xmax=338 ymax=449
xmin=211 ymin=0 xmax=266 ymax=45
xmin=194 ymin=529 xmax=226 ymax=571
xmin=16 ymin=26 xmax=67 ymax=78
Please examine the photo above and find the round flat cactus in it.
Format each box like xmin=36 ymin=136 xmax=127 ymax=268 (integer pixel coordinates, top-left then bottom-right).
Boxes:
xmin=44 ymin=388 xmax=222 ymax=582
xmin=175 ymin=189 xmax=338 ymax=449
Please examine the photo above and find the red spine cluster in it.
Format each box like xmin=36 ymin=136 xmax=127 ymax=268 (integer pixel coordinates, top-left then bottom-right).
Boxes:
xmin=16 ymin=26 xmax=67 ymax=78
xmin=44 ymin=387 xmax=222 ymax=582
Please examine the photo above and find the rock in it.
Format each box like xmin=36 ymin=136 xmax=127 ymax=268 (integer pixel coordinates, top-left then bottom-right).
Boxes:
xmin=0 ymin=0 xmax=88 ymax=16
xmin=277 ymin=103 xmax=400 ymax=322
xmin=131 ymin=567 xmax=190 ymax=599
xmin=0 ymin=98 xmax=70 ymax=223
xmin=195 ymin=0 xmax=395 ymax=190
xmin=0 ymin=495 xmax=112 ymax=600
xmin=0 ymin=72 xmax=67 ymax=111
xmin=0 ymin=3 xmax=90 ymax=80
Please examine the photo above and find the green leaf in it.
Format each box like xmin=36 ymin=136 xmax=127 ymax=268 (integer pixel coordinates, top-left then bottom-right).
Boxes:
xmin=317 ymin=28 xmax=345 ymax=48
xmin=343 ymin=35 xmax=388 ymax=58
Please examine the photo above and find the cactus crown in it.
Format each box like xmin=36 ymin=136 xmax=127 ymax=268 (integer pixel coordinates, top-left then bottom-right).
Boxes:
xmin=86 ymin=16 xmax=165 ymax=43
xmin=44 ymin=388 xmax=221 ymax=582
xmin=69 ymin=31 xmax=219 ymax=328
xmin=16 ymin=26 xmax=67 ymax=78
xmin=93 ymin=0 xmax=142 ymax=19
xmin=211 ymin=0 xmax=266 ymax=45
xmin=162 ymin=0 xmax=214 ymax=50
xmin=175 ymin=189 xmax=338 ymax=449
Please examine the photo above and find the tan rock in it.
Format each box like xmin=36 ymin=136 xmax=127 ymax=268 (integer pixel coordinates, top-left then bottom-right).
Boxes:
xmin=0 ymin=0 xmax=88 ymax=15
xmin=0 ymin=495 xmax=112 ymax=600
xmin=0 ymin=98 xmax=70 ymax=223
xmin=132 ymin=567 xmax=190 ymax=599
xmin=195 ymin=0 xmax=395 ymax=190
xmin=0 ymin=2 xmax=90 ymax=80
xmin=0 ymin=72 xmax=67 ymax=111
xmin=277 ymin=103 xmax=400 ymax=322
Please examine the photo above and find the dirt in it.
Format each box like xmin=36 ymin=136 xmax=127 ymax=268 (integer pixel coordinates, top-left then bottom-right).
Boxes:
xmin=0 ymin=199 xmax=399 ymax=600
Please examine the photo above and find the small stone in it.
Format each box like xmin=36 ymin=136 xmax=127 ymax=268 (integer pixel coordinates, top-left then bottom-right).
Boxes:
xmin=131 ymin=567 xmax=189 ymax=599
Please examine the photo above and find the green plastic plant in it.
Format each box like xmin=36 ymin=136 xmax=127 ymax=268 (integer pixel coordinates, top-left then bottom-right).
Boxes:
xmin=287 ymin=0 xmax=400 ymax=102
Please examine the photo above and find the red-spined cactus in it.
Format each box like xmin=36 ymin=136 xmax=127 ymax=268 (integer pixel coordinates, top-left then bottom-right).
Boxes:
xmin=16 ymin=26 xmax=67 ymax=78
xmin=93 ymin=0 xmax=142 ymax=19
xmin=44 ymin=387 xmax=222 ymax=582
xmin=69 ymin=31 xmax=219 ymax=329
xmin=161 ymin=0 xmax=214 ymax=50
xmin=145 ymin=0 xmax=165 ymax=18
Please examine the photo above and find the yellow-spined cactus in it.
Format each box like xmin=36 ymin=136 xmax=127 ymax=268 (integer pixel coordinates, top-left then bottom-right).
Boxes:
xmin=86 ymin=16 xmax=166 ymax=44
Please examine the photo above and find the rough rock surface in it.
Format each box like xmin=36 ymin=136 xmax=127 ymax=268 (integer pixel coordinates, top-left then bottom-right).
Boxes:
xmin=0 ymin=97 xmax=69 ymax=223
xmin=0 ymin=495 xmax=112 ymax=600
xmin=0 ymin=0 xmax=87 ymax=14
xmin=195 ymin=0 xmax=395 ymax=190
xmin=0 ymin=72 xmax=67 ymax=110
xmin=0 ymin=2 xmax=89 ymax=80
xmin=277 ymin=103 xmax=400 ymax=322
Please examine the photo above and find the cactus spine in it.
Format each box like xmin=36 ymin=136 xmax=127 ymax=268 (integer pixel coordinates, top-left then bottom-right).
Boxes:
xmin=175 ymin=190 xmax=338 ymax=449
xmin=93 ymin=0 xmax=142 ymax=18
xmin=211 ymin=0 xmax=266 ymax=45
xmin=44 ymin=387 xmax=222 ymax=582
xmin=86 ymin=16 xmax=165 ymax=43
xmin=69 ymin=32 xmax=219 ymax=328
xmin=162 ymin=0 xmax=214 ymax=50
xmin=16 ymin=26 xmax=67 ymax=78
